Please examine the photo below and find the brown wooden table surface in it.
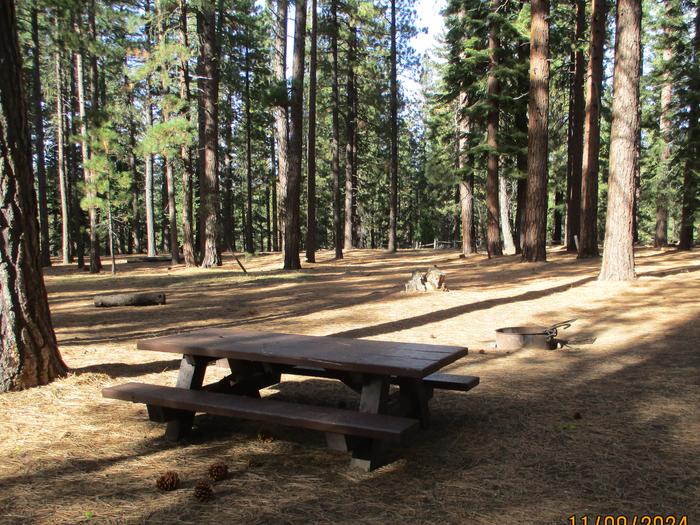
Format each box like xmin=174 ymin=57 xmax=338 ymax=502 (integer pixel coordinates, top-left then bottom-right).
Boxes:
xmin=137 ymin=328 xmax=468 ymax=379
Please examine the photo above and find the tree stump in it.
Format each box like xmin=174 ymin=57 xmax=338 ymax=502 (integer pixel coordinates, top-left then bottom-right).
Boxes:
xmin=404 ymin=267 xmax=447 ymax=292
xmin=94 ymin=293 xmax=166 ymax=307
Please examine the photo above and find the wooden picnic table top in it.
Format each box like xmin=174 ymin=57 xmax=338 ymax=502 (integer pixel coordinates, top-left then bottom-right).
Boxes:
xmin=137 ymin=328 xmax=468 ymax=379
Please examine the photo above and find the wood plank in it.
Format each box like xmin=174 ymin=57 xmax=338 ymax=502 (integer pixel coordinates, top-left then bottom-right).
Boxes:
xmin=423 ymin=373 xmax=480 ymax=392
xmin=137 ymin=328 xmax=468 ymax=379
xmin=102 ymin=382 xmax=419 ymax=442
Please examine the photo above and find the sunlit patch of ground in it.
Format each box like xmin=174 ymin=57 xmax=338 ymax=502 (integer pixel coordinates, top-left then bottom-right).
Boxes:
xmin=1 ymin=247 xmax=698 ymax=524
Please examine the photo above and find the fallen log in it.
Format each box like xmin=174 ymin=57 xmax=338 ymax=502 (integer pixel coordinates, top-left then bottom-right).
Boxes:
xmin=94 ymin=292 xmax=166 ymax=307
xmin=125 ymin=256 xmax=172 ymax=264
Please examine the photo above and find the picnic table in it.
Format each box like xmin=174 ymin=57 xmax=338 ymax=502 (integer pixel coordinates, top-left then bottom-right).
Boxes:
xmin=102 ymin=328 xmax=479 ymax=471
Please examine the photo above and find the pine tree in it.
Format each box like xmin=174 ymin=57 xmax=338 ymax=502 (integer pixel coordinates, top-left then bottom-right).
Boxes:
xmin=579 ymin=0 xmax=606 ymax=258
xmin=599 ymin=0 xmax=642 ymax=281
xmin=283 ymin=0 xmax=306 ymax=270
xmin=0 ymin=0 xmax=67 ymax=391
xmin=522 ymin=0 xmax=550 ymax=262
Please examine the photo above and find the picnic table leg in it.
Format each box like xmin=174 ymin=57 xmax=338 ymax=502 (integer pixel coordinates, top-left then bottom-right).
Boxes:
xmin=398 ymin=379 xmax=432 ymax=428
xmin=349 ymin=376 xmax=390 ymax=471
xmin=164 ymin=355 xmax=209 ymax=441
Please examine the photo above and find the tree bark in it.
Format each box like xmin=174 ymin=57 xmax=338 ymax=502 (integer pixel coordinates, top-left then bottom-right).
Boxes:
xmin=679 ymin=1 xmax=699 ymax=250
xmin=499 ymin=175 xmax=515 ymax=253
xmin=31 ymin=9 xmax=51 ymax=267
xmin=599 ymin=0 xmax=641 ymax=281
xmin=522 ymin=0 xmax=550 ymax=262
xmin=144 ymin=0 xmax=156 ymax=258
xmin=655 ymin=0 xmax=673 ymax=248
xmin=457 ymin=91 xmax=474 ymax=256
xmin=75 ymin=18 xmax=101 ymax=273
xmin=244 ymin=48 xmax=255 ymax=254
xmin=344 ymin=25 xmax=357 ymax=251
xmin=566 ymin=0 xmax=585 ymax=252
xmin=0 ymin=0 xmax=67 ymax=391
xmin=222 ymin=92 xmax=234 ymax=253
xmin=270 ymin=132 xmax=279 ymax=251
xmin=515 ymin=177 xmax=527 ymax=253
xmin=165 ymin=159 xmax=180 ymax=264
xmin=197 ymin=2 xmax=221 ymax=268
xmin=579 ymin=0 xmax=606 ymax=258
xmin=125 ymin=71 xmax=141 ymax=255
xmin=514 ymin=36 xmax=529 ymax=255
xmin=306 ymin=0 xmax=318 ymax=262
xmin=273 ymin=0 xmax=288 ymax=254
xmin=283 ymin=0 xmax=307 ymax=270
xmin=387 ymin=0 xmax=399 ymax=252
xmin=54 ymin=41 xmax=71 ymax=264
xmin=330 ymin=0 xmax=343 ymax=260
xmin=552 ymin=190 xmax=563 ymax=244
xmin=178 ymin=0 xmax=196 ymax=266
xmin=486 ymin=0 xmax=503 ymax=256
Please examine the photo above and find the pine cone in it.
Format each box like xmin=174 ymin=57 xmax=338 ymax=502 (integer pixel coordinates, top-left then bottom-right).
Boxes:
xmin=156 ymin=471 xmax=180 ymax=491
xmin=208 ymin=462 xmax=228 ymax=482
xmin=193 ymin=479 xmax=213 ymax=502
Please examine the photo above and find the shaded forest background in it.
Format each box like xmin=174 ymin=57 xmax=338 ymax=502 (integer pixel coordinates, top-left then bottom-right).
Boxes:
xmin=14 ymin=0 xmax=699 ymax=272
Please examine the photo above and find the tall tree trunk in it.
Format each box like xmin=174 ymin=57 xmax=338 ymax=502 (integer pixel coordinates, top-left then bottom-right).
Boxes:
xmin=306 ymin=0 xmax=318 ymax=262
xmin=457 ymin=101 xmax=474 ymax=257
xmin=222 ymin=93 xmax=234 ymax=253
xmin=499 ymin=175 xmax=515 ymax=253
xmin=514 ymin=36 xmax=529 ymax=255
xmin=144 ymin=147 xmax=156 ymax=257
xmin=679 ymin=2 xmax=699 ymax=250
xmin=579 ymin=0 xmax=606 ymax=258
xmin=270 ymin=133 xmax=279 ymax=251
xmin=552 ymin=190 xmax=563 ymax=243
xmin=31 ymin=8 xmax=50 ymax=267
xmin=515 ymin=177 xmax=527 ymax=253
xmin=273 ymin=0 xmax=288 ymax=254
xmin=330 ymin=0 xmax=343 ymax=259
xmin=54 ymin=42 xmax=71 ymax=264
xmin=69 ymin=48 xmax=85 ymax=268
xmin=522 ymin=0 xmax=551 ymax=262
xmin=197 ymin=3 xmax=220 ymax=268
xmin=351 ymin=87 xmax=360 ymax=247
xmin=160 ymin=164 xmax=168 ymax=253
xmin=75 ymin=21 xmax=101 ymax=273
xmin=486 ymin=0 xmax=503 ymax=256
xmin=178 ymin=0 xmax=196 ymax=266
xmin=143 ymin=0 xmax=156 ymax=258
xmin=655 ymin=0 xmax=673 ymax=248
xmin=566 ymin=0 xmax=585 ymax=252
xmin=283 ymin=0 xmax=306 ymax=270
xmin=87 ymin=0 xmax=101 ymax=271
xmin=266 ymin=184 xmax=272 ymax=252
xmin=245 ymin=48 xmax=255 ymax=254
xmin=344 ymin=25 xmax=357 ymax=251
xmin=0 ymin=0 xmax=67 ymax=391
xmin=165 ymin=159 xmax=180 ymax=264
xmin=599 ymin=0 xmax=641 ymax=281
xmin=126 ymin=72 xmax=141 ymax=255
xmin=387 ymin=0 xmax=399 ymax=252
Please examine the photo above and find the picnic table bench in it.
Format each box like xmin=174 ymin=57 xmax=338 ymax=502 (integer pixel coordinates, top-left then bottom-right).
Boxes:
xmin=102 ymin=328 xmax=479 ymax=471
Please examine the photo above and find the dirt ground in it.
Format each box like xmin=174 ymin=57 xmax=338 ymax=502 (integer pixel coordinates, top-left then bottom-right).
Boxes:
xmin=1 ymin=247 xmax=699 ymax=524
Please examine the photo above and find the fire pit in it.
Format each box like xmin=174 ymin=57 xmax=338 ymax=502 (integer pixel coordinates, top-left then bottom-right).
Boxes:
xmin=495 ymin=320 xmax=575 ymax=350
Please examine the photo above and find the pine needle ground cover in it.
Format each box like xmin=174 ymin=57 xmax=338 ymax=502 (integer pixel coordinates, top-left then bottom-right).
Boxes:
xmin=1 ymin=249 xmax=698 ymax=524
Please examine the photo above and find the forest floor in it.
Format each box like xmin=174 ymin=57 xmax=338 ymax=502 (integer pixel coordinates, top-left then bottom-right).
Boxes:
xmin=1 ymin=247 xmax=699 ymax=524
